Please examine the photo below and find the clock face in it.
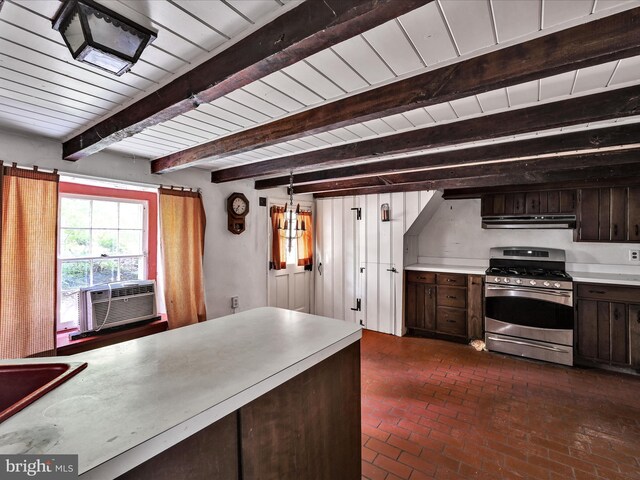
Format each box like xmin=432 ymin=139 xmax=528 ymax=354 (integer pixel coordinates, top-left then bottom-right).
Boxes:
xmin=232 ymin=197 xmax=247 ymax=215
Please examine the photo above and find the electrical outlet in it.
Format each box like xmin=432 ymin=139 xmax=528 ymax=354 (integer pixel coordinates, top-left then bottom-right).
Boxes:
xmin=231 ymin=296 xmax=239 ymax=309
xmin=630 ymin=250 xmax=640 ymax=261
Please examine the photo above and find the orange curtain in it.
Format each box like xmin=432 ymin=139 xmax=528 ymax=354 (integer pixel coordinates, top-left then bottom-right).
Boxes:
xmin=159 ymin=188 xmax=207 ymax=329
xmin=270 ymin=206 xmax=286 ymax=270
xmin=0 ymin=164 xmax=59 ymax=359
xmin=297 ymin=210 xmax=313 ymax=268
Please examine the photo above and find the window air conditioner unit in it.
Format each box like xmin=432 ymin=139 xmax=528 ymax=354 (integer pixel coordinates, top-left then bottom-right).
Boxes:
xmin=78 ymin=280 xmax=157 ymax=333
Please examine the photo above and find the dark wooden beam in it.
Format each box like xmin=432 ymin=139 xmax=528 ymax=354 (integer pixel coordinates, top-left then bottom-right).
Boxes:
xmin=312 ymin=162 xmax=640 ymax=198
xmin=443 ymin=180 xmax=640 ymax=199
xmin=62 ymin=0 xmax=431 ymax=161
xmin=155 ymin=8 xmax=640 ymax=174
xmin=255 ymin=123 xmax=640 ymax=189
xmin=212 ymin=84 xmax=640 ymax=182
xmin=293 ymin=150 xmax=640 ymax=193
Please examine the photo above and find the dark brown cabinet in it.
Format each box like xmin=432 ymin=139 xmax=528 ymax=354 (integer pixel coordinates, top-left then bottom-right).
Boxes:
xmin=575 ymin=283 xmax=640 ymax=370
xmin=482 ymin=189 xmax=576 ymax=216
xmin=405 ymin=271 xmax=483 ymax=341
xmin=576 ymin=187 xmax=640 ymax=242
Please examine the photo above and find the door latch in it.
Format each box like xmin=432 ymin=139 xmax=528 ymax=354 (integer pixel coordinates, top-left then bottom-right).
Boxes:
xmin=386 ymin=267 xmax=397 ymax=273
xmin=350 ymin=207 xmax=361 ymax=220
xmin=350 ymin=298 xmax=361 ymax=311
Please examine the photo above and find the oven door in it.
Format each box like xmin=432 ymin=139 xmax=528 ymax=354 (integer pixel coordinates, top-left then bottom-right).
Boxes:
xmin=485 ymin=283 xmax=573 ymax=346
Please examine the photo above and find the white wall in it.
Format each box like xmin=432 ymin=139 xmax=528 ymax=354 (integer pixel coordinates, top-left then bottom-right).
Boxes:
xmin=0 ymin=129 xmax=284 ymax=320
xmin=315 ymin=191 xmax=431 ymax=336
xmin=418 ymin=198 xmax=640 ymax=267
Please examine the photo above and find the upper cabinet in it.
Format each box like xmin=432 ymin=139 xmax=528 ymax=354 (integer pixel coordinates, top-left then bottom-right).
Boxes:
xmin=481 ymin=189 xmax=576 ymax=216
xmin=575 ymin=187 xmax=640 ymax=243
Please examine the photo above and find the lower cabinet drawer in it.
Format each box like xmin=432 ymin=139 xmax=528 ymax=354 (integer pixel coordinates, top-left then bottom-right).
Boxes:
xmin=406 ymin=271 xmax=436 ymax=284
xmin=437 ymin=307 xmax=466 ymax=336
xmin=437 ymin=286 xmax=467 ymax=308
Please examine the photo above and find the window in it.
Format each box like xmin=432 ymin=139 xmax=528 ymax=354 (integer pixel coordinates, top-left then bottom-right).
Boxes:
xmin=57 ymin=184 xmax=156 ymax=330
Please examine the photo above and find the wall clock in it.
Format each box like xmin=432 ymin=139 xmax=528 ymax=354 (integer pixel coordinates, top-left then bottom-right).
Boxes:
xmin=227 ymin=192 xmax=249 ymax=234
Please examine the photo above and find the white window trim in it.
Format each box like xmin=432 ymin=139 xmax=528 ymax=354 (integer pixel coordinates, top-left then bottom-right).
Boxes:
xmin=57 ymin=193 xmax=149 ymax=331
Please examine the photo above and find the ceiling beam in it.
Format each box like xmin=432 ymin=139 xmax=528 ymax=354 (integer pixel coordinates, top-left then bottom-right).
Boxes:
xmin=62 ymin=0 xmax=431 ymax=161
xmin=312 ymin=163 xmax=640 ymax=198
xmin=212 ymin=84 xmax=640 ymax=182
xmin=154 ymin=7 xmax=640 ymax=174
xmin=293 ymin=149 xmax=640 ymax=193
xmin=254 ymin=123 xmax=640 ymax=189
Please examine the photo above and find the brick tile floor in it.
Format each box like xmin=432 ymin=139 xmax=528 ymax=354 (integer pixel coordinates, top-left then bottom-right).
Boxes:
xmin=360 ymin=330 xmax=640 ymax=480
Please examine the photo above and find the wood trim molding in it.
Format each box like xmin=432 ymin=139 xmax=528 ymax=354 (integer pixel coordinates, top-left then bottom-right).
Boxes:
xmin=154 ymin=7 xmax=640 ymax=173
xmin=62 ymin=0 xmax=432 ymax=161
xmin=212 ymin=84 xmax=640 ymax=182
xmin=255 ymin=124 xmax=640 ymax=189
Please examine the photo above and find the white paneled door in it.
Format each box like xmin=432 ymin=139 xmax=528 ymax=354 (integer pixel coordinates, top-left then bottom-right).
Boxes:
xmin=267 ymin=200 xmax=313 ymax=314
xmin=269 ymin=263 xmax=311 ymax=313
xmin=315 ymin=192 xmax=433 ymax=335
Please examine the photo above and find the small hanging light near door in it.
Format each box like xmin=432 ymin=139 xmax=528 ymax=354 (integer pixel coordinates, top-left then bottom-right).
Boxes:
xmin=381 ymin=203 xmax=390 ymax=222
xmin=278 ymin=171 xmax=306 ymax=252
xmin=52 ymin=0 xmax=157 ymax=76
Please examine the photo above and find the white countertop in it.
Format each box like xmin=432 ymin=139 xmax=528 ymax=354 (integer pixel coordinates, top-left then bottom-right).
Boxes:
xmin=0 ymin=307 xmax=361 ymax=479
xmin=405 ymin=263 xmax=487 ymax=275
xmin=569 ymin=271 xmax=640 ymax=286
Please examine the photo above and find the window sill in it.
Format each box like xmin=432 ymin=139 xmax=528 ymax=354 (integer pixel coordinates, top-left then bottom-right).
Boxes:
xmin=56 ymin=316 xmax=168 ymax=356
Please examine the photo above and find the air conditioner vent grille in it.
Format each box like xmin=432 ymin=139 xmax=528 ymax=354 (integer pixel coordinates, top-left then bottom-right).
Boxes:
xmin=111 ymin=284 xmax=155 ymax=298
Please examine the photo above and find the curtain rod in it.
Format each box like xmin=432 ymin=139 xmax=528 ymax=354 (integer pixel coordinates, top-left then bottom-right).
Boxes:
xmin=0 ymin=160 xmax=199 ymax=193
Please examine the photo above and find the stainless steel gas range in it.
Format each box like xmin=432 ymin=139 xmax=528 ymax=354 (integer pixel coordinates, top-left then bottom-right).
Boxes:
xmin=484 ymin=247 xmax=574 ymax=366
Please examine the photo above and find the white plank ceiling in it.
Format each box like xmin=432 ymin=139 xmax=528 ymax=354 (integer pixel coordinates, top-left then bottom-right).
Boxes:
xmin=0 ymin=0 xmax=639 ymax=174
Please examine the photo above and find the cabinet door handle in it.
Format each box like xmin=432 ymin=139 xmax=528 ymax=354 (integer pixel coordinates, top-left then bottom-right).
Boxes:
xmin=589 ymin=290 xmax=606 ymax=294
xmin=428 ymin=288 xmax=432 ymax=299
xmin=613 ymin=224 xmax=618 ymax=236
xmin=613 ymin=308 xmax=619 ymax=320
xmin=635 ymin=224 xmax=639 ymax=237
xmin=636 ymin=310 xmax=640 ymax=323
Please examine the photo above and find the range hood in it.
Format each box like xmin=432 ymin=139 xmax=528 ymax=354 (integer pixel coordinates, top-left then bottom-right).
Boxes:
xmin=482 ymin=214 xmax=576 ymax=229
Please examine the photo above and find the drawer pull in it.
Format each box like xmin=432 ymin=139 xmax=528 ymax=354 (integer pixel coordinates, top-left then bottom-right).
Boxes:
xmin=446 ymin=319 xmax=456 ymax=323
xmin=446 ymin=278 xmax=455 ymax=283
xmin=446 ymin=295 xmax=457 ymax=299
xmin=589 ymin=290 xmax=606 ymax=294
xmin=417 ymin=276 xmax=426 ymax=280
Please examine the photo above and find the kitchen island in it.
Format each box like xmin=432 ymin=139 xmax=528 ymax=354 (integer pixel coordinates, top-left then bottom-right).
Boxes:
xmin=0 ymin=307 xmax=362 ymax=479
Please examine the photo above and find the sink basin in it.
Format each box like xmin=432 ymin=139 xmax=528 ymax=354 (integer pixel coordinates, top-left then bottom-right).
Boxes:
xmin=0 ymin=362 xmax=87 ymax=423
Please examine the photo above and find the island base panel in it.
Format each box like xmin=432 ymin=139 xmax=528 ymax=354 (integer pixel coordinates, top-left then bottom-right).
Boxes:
xmin=116 ymin=412 xmax=238 ymax=480
xmin=240 ymin=340 xmax=361 ymax=480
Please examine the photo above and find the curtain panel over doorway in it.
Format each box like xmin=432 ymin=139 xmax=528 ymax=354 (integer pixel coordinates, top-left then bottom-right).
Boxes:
xmin=159 ymin=188 xmax=207 ymax=329
xmin=269 ymin=205 xmax=287 ymax=270
xmin=0 ymin=163 xmax=59 ymax=359
xmin=297 ymin=210 xmax=313 ymax=269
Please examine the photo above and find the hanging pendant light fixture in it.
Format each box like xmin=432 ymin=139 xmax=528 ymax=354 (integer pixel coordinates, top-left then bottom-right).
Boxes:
xmin=278 ymin=171 xmax=306 ymax=252
xmin=52 ymin=0 xmax=157 ymax=76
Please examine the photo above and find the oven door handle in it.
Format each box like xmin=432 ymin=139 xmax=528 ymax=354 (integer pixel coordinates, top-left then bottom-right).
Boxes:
xmin=485 ymin=284 xmax=572 ymax=306
xmin=486 ymin=335 xmax=568 ymax=353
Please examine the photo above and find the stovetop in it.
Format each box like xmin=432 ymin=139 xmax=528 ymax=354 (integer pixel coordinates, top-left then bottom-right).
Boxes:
xmin=485 ymin=247 xmax=572 ymax=290
xmin=485 ymin=266 xmax=572 ymax=281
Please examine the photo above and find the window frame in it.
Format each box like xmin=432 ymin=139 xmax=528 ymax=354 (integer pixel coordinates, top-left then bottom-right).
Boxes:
xmin=56 ymin=183 xmax=158 ymax=332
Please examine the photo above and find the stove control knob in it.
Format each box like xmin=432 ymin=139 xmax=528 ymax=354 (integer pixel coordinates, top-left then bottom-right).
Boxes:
xmin=503 ymin=277 xmax=510 ymax=283
xmin=529 ymin=280 xmax=537 ymax=286
xmin=554 ymin=282 xmax=561 ymax=288
xmin=515 ymin=279 xmax=523 ymax=284
xmin=494 ymin=277 xmax=501 ymax=282
xmin=543 ymin=281 xmax=550 ymax=287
